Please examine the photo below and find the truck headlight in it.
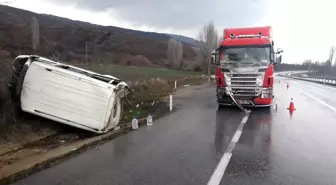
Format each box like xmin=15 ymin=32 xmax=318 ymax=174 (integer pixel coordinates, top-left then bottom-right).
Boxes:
xmin=256 ymin=75 xmax=263 ymax=86
xmin=261 ymin=88 xmax=272 ymax=98
xmin=223 ymin=73 xmax=231 ymax=85
xmin=217 ymin=87 xmax=226 ymax=93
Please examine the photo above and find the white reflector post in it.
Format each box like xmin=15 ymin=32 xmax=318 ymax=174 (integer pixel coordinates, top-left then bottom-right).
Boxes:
xmin=169 ymin=95 xmax=173 ymax=111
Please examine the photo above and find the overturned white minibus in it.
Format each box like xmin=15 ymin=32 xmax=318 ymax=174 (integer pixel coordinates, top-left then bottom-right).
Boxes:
xmin=8 ymin=55 xmax=129 ymax=134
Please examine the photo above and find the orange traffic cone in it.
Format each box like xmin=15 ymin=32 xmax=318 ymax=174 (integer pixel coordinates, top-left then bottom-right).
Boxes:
xmin=289 ymin=110 xmax=294 ymax=119
xmin=287 ymin=98 xmax=296 ymax=111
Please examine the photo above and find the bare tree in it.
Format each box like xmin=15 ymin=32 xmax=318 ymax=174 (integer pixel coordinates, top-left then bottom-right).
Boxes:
xmin=217 ymin=35 xmax=223 ymax=48
xmin=303 ymin=59 xmax=313 ymax=72
xmin=196 ymin=21 xmax=218 ymax=78
xmin=191 ymin=47 xmax=202 ymax=71
xmin=177 ymin=42 xmax=183 ymax=70
xmin=167 ymin=38 xmax=183 ymax=70
xmin=31 ymin=16 xmax=40 ymax=54
xmin=167 ymin=39 xmax=176 ymax=68
xmin=328 ymin=45 xmax=336 ymax=66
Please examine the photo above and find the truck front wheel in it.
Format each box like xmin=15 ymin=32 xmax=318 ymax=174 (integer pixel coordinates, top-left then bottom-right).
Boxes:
xmin=217 ymin=103 xmax=226 ymax=109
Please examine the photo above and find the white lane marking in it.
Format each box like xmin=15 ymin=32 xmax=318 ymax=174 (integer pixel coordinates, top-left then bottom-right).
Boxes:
xmin=207 ymin=153 xmax=232 ymax=185
xmin=207 ymin=112 xmax=251 ymax=185
xmin=231 ymin=130 xmax=242 ymax=143
xmin=241 ymin=114 xmax=249 ymax=124
xmin=294 ymin=85 xmax=336 ymax=113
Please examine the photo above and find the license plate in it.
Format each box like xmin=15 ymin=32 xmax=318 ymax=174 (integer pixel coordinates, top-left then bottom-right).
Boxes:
xmin=237 ymin=100 xmax=250 ymax=105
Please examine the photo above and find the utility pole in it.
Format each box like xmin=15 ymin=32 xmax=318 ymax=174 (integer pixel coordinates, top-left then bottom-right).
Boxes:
xmin=85 ymin=41 xmax=88 ymax=63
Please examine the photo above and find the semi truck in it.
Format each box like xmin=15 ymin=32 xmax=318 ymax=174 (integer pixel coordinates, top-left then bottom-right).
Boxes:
xmin=211 ymin=26 xmax=283 ymax=108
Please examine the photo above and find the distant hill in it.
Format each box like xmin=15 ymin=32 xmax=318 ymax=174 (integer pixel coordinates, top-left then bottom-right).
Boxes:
xmin=0 ymin=5 xmax=198 ymax=69
xmin=166 ymin=33 xmax=201 ymax=47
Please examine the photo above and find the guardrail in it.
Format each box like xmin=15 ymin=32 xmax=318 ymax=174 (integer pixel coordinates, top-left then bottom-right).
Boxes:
xmin=278 ymin=74 xmax=336 ymax=86
xmin=275 ymin=70 xmax=312 ymax=75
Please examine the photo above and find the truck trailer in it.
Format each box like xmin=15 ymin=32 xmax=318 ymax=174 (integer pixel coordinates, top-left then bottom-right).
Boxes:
xmin=211 ymin=26 xmax=283 ymax=108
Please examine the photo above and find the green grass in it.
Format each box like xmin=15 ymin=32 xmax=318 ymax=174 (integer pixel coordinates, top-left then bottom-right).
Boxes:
xmin=119 ymin=75 xmax=208 ymax=124
xmin=73 ymin=63 xmax=206 ymax=125
xmin=75 ymin=64 xmax=202 ymax=82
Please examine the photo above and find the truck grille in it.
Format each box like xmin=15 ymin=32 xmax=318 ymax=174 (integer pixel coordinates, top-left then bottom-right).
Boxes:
xmin=226 ymin=73 xmax=262 ymax=97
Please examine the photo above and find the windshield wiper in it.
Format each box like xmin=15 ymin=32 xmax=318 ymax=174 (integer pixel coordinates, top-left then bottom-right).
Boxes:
xmin=221 ymin=62 xmax=236 ymax=64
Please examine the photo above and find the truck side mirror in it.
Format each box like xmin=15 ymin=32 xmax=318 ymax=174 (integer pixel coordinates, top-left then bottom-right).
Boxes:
xmin=276 ymin=48 xmax=283 ymax=54
xmin=270 ymin=52 xmax=275 ymax=62
xmin=210 ymin=49 xmax=220 ymax=65
xmin=276 ymin=55 xmax=282 ymax=64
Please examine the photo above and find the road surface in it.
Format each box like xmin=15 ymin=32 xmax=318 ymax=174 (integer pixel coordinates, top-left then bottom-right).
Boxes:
xmin=12 ymin=76 xmax=336 ymax=185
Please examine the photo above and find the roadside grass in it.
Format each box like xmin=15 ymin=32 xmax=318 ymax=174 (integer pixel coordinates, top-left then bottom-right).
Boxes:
xmin=75 ymin=63 xmax=201 ymax=81
xmin=121 ymin=75 xmax=207 ymax=124
xmin=70 ymin=64 xmax=205 ymax=124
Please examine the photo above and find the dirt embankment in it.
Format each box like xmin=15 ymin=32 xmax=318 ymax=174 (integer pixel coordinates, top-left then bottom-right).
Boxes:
xmin=0 ymin=60 xmax=12 ymax=127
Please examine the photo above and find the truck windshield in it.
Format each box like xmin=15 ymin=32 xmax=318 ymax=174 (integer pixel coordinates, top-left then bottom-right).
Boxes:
xmin=220 ymin=46 xmax=270 ymax=66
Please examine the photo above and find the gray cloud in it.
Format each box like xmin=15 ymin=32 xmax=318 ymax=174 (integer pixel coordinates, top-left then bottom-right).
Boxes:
xmin=45 ymin=0 xmax=271 ymax=31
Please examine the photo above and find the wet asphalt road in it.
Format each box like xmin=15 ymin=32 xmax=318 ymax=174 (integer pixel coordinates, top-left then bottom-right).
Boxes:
xmin=12 ymin=76 xmax=336 ymax=185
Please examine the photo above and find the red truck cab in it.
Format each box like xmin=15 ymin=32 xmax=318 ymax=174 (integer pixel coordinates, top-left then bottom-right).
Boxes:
xmin=211 ymin=26 xmax=283 ymax=108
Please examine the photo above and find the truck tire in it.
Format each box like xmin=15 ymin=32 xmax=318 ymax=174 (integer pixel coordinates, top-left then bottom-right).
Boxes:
xmin=260 ymin=105 xmax=272 ymax=113
xmin=218 ymin=103 xmax=226 ymax=109
xmin=8 ymin=57 xmax=31 ymax=108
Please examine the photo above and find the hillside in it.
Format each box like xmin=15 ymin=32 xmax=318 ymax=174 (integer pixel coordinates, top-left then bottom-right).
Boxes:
xmin=166 ymin=33 xmax=201 ymax=47
xmin=0 ymin=5 xmax=198 ymax=68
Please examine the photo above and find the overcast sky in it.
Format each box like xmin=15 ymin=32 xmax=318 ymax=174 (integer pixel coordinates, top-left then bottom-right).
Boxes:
xmin=5 ymin=0 xmax=336 ymax=64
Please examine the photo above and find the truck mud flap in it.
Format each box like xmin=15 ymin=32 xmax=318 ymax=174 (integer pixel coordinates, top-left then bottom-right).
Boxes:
xmin=227 ymin=92 xmax=251 ymax=113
